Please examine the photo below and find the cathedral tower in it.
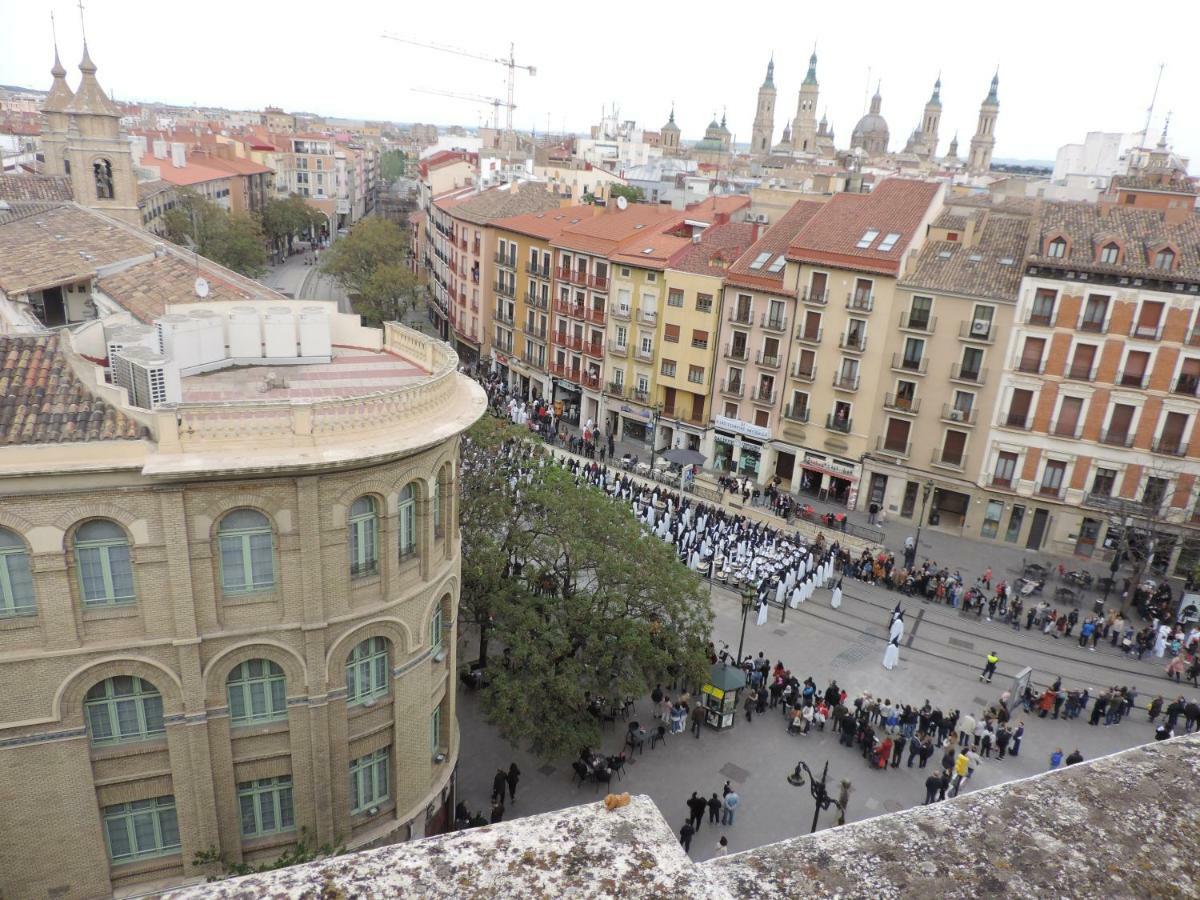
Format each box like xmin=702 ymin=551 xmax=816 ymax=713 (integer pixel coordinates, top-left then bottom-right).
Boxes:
xmin=791 ymin=49 xmax=819 ymax=152
xmin=40 ymin=39 xmax=74 ymax=178
xmin=968 ymin=70 xmax=999 ymax=174
xmin=750 ymin=56 xmax=777 ymax=156
xmin=922 ymin=75 xmax=942 ymax=158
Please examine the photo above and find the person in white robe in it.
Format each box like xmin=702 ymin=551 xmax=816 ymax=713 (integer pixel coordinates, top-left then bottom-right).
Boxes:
xmin=831 ymin=578 xmax=843 ymax=609
xmin=775 ymin=579 xmax=787 ymax=606
xmin=790 ymin=584 xmax=802 ymax=609
xmin=1154 ymin=624 xmax=1170 ymax=658
xmin=889 ymin=615 xmax=905 ymax=645
xmin=756 ymin=598 xmax=769 ymax=626
xmin=882 ymin=636 xmax=900 ymax=670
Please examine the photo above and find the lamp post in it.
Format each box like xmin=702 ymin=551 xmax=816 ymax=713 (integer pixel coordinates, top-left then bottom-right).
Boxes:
xmin=737 ymin=583 xmax=756 ymax=666
xmin=913 ymin=479 xmax=935 ymax=562
xmin=649 ymin=402 xmax=664 ymax=469
xmin=787 ymin=759 xmax=848 ymax=834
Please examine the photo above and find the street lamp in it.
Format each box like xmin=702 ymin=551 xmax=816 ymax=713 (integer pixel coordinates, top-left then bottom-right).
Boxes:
xmin=649 ymin=402 xmax=665 ymax=469
xmin=736 ymin=583 xmax=756 ymax=666
xmin=913 ymin=479 xmax=935 ymax=563
xmin=787 ymin=759 xmax=848 ymax=834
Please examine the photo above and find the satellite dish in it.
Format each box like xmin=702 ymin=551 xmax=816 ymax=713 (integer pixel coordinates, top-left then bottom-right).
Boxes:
xmin=193 ymin=276 xmax=210 ymax=298
xmin=616 ymin=195 xmax=628 ymax=210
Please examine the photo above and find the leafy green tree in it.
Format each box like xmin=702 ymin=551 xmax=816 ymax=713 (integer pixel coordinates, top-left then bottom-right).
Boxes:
xmin=608 ymin=184 xmax=645 ymax=203
xmin=161 ymin=188 xmax=267 ymax=277
xmin=261 ymin=195 xmax=327 ymax=259
xmin=193 ymin=827 xmax=344 ymax=881
xmin=380 ymin=150 xmax=408 ymax=181
xmin=319 ymin=218 xmax=421 ymax=325
xmin=460 ymin=417 xmax=713 ymax=759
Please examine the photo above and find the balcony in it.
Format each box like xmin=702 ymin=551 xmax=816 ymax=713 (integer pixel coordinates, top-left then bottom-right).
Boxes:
xmin=724 ymin=343 xmax=749 ymax=362
xmin=991 ymin=475 xmax=1015 ymax=490
xmin=1016 ymin=357 xmax=1045 ymax=375
xmin=1026 ymin=311 xmax=1055 ymax=327
xmin=784 ymin=404 xmax=810 ymax=423
xmin=825 ymin=413 xmax=852 ymax=434
xmin=1129 ymin=320 xmax=1164 ymax=341
xmin=639 ymin=308 xmax=658 ymax=325
xmin=1065 ymin=362 xmax=1096 ymax=382
xmin=585 ymin=306 xmax=606 ymax=325
xmin=1098 ymin=429 xmax=1134 ymax=448
xmin=1002 ymin=410 xmax=1029 ymax=430
xmin=875 ymin=436 xmax=911 ymax=458
xmin=756 ymin=350 xmax=781 ymax=369
xmin=524 ymin=323 xmax=547 ymax=341
xmin=1174 ymin=374 xmax=1200 ymax=397
xmin=884 ymin=394 xmax=920 ymax=415
xmin=582 ymin=371 xmax=601 ymax=390
xmin=525 ymin=261 xmax=551 ymax=278
xmin=760 ymin=313 xmax=788 ymax=332
xmin=548 ymin=361 xmax=580 ymax=382
xmin=495 ymin=308 xmax=514 ymax=325
xmin=556 ymin=333 xmax=583 ymax=352
xmin=554 ymin=300 xmax=584 ymax=318
xmin=494 ymin=280 xmax=515 ymax=299
xmin=521 ymin=352 xmax=545 ymax=370
xmin=606 ymin=381 xmax=625 ymax=396
xmin=634 ymin=345 xmax=653 ymax=361
xmin=554 ymin=266 xmax=573 ymax=282
xmin=525 ymin=291 xmax=549 ymax=311
xmin=795 ymin=325 xmax=823 ymax=345
xmin=1186 ymin=328 xmax=1200 ymax=347
xmin=802 ymin=287 xmax=829 ymax=305
xmin=839 ymin=332 xmax=868 ymax=353
xmin=720 ymin=379 xmax=744 ymax=398
xmin=1116 ymin=369 xmax=1146 ymax=389
xmin=931 ymin=449 xmax=967 ymax=470
xmin=583 ymin=340 xmax=604 ymax=359
xmin=950 ymin=364 xmax=986 ymax=384
xmin=832 ymin=372 xmax=860 ymax=392
xmin=941 ymin=404 xmax=976 ymax=426
xmin=630 ymin=387 xmax=649 ymax=403
xmin=589 ymin=274 xmax=609 ymax=291
xmin=891 ymin=353 xmax=928 ymax=375
xmin=792 ymin=361 xmax=817 ymax=382
xmin=955 ymin=321 xmax=993 ymax=340
xmin=846 ymin=292 xmax=874 ymax=312
xmin=612 ymin=305 xmax=631 ymax=321
xmin=1038 ymin=483 xmax=1065 ymax=500
xmin=570 ymin=269 xmax=589 ymax=286
xmin=1077 ymin=318 xmax=1106 ymax=335
xmin=1048 ymin=418 xmax=1079 ymax=439
xmin=608 ymin=340 xmax=628 ymax=357
xmin=900 ymin=313 xmax=937 ymax=334
xmin=728 ymin=307 xmax=753 ymax=325
xmin=494 ymin=252 xmax=516 ymax=270
xmin=751 ymin=387 xmax=776 ymax=405
xmin=1152 ymin=437 xmax=1188 ymax=457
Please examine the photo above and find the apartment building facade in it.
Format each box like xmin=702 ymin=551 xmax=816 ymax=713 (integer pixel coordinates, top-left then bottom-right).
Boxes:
xmin=972 ymin=202 xmax=1200 ymax=574
xmin=777 ymin=179 xmax=944 ymax=505
xmin=860 ymin=203 xmax=1031 ymax=528
xmin=710 ymin=200 xmax=824 ymax=482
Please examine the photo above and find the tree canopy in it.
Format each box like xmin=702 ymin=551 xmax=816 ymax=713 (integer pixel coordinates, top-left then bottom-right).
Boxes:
xmin=161 ymin=188 xmax=267 ymax=277
xmin=608 ymin=184 xmax=645 ymax=203
xmin=460 ymin=417 xmax=713 ymax=759
xmin=318 ymin=218 xmax=422 ymax=326
xmin=380 ymin=150 xmax=408 ymax=181
xmin=260 ymin=195 xmax=327 ymax=257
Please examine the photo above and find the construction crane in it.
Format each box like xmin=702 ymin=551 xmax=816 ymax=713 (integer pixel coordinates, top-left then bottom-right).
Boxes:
xmin=381 ymin=34 xmax=536 ymax=151
xmin=411 ymin=87 xmax=509 ymax=131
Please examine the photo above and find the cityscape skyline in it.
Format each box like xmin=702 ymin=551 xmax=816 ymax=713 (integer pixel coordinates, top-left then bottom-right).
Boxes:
xmin=1 ymin=0 xmax=1195 ymax=166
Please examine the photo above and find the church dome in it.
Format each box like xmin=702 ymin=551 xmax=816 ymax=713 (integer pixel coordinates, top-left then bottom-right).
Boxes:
xmin=850 ymin=88 xmax=889 ymax=153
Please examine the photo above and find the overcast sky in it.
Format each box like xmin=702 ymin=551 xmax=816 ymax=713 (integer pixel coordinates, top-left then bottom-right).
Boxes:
xmin=3 ymin=0 xmax=1196 ymax=166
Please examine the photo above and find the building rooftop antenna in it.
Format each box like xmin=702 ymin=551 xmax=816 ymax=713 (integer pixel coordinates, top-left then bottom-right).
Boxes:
xmin=1140 ymin=63 xmax=1165 ymax=150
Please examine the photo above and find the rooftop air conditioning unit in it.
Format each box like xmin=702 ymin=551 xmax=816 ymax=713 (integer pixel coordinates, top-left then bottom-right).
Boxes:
xmin=970 ymin=320 xmax=990 ymax=336
xmin=112 ymin=347 xmax=180 ymax=410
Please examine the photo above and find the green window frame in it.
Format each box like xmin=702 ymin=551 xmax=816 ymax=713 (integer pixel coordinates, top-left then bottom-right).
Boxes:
xmin=85 ymin=676 xmax=166 ymax=745
xmin=218 ymin=509 xmax=275 ymax=595
xmin=227 ymin=659 xmax=287 ymax=725
xmin=75 ymin=520 xmax=135 ymax=607
xmin=346 ymin=637 xmax=390 ymax=705
xmin=350 ymin=748 xmax=390 ymax=813
xmin=348 ymin=496 xmax=379 ymax=578
xmin=0 ymin=528 xmax=35 ymax=617
xmin=398 ymin=484 xmax=417 ymax=559
xmin=103 ymin=796 xmax=180 ymax=864
xmin=430 ymin=605 xmax=444 ymax=654
xmin=238 ymin=776 xmax=295 ymax=838
xmin=431 ymin=704 xmax=442 ymax=756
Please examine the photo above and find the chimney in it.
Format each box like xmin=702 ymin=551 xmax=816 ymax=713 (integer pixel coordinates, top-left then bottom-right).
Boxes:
xmin=170 ymin=143 xmax=187 ymax=168
xmin=153 ymin=139 xmax=168 ymax=159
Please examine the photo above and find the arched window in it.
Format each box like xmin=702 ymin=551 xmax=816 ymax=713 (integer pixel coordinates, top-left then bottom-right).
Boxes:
xmin=1154 ymin=248 xmax=1176 ymax=272
xmin=218 ymin=509 xmax=274 ymax=594
xmin=0 ymin=527 xmax=35 ymax=617
xmin=348 ymin=496 xmax=379 ymax=578
xmin=226 ymin=659 xmax=287 ymax=725
xmin=1046 ymin=237 xmax=1066 ymax=258
xmin=432 ymin=477 xmax=443 ymax=539
xmin=102 ymin=796 xmax=180 ymax=863
xmin=430 ymin=601 xmax=445 ymax=655
xmin=1099 ymin=242 xmax=1120 ymax=264
xmin=75 ymin=520 xmax=135 ymax=606
xmin=85 ymin=676 xmax=165 ymax=745
xmin=398 ymin=484 xmax=417 ymax=559
xmin=346 ymin=636 xmax=390 ymax=705
xmin=94 ymin=158 xmax=114 ymax=200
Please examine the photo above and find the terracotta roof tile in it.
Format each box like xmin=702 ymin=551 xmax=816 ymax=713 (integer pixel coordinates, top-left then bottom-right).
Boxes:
xmin=726 ymin=199 xmax=824 ymax=291
xmin=667 ymin=222 xmax=758 ymax=277
xmin=786 ymin=179 xmax=942 ymax=274
xmin=0 ymin=333 xmax=147 ymax=445
xmin=900 ymin=210 xmax=1031 ymax=301
xmin=552 ymin=205 xmax=684 ymax=255
xmin=437 ymin=183 xmax=562 ymax=226
xmin=97 ymin=254 xmax=255 ymax=323
xmin=0 ymin=174 xmax=74 ymax=202
xmin=494 ymin=207 xmax=593 ymax=241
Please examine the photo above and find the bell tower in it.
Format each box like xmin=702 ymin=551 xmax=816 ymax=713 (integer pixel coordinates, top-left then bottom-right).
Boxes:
xmin=40 ymin=17 xmax=74 ymax=179
xmin=968 ymin=70 xmax=999 ymax=174
xmin=791 ymin=47 xmax=820 ymax=152
xmin=750 ymin=55 xmax=777 ymax=156
xmin=922 ymin=75 xmax=942 ymax=158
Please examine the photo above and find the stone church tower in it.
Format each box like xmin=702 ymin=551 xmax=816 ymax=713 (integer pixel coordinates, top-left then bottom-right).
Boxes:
xmin=750 ymin=57 xmax=776 ymax=156
xmin=791 ymin=50 xmax=820 ymax=153
xmin=42 ymin=40 xmax=141 ymax=226
xmin=921 ymin=76 xmax=942 ymax=158
xmin=968 ymin=71 xmax=999 ymax=174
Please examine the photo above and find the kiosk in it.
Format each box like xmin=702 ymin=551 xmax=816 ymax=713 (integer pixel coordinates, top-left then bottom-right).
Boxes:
xmin=701 ymin=663 xmax=747 ymax=730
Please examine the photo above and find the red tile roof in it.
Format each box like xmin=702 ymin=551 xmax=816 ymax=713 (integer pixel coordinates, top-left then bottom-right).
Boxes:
xmin=667 ymin=222 xmax=758 ymax=277
xmin=494 ymin=207 xmax=594 ymax=242
xmin=551 ymin=205 xmax=684 ymax=255
xmin=0 ymin=174 xmax=74 ymax=202
xmin=726 ymin=200 xmax=825 ymax=291
xmin=97 ymin=254 xmax=255 ymax=324
xmin=785 ymin=179 xmax=942 ymax=275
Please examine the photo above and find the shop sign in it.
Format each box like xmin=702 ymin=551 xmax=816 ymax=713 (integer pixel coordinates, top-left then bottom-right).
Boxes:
xmin=495 ymin=352 xmax=509 ymax=365
xmin=803 ymin=451 xmax=857 ymax=479
xmin=713 ymin=432 xmax=736 ymax=446
xmin=714 ymin=415 xmax=771 ymax=441
xmin=701 ymin=683 xmax=726 ymax=700
xmin=620 ymin=404 xmax=651 ymax=419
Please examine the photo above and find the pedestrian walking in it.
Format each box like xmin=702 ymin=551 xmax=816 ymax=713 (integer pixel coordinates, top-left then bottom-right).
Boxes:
xmin=1065 ymin=748 xmax=1083 ymax=766
xmin=687 ymin=792 xmax=706 ymax=832
xmin=707 ymin=792 xmax=721 ymax=825
xmin=1049 ymin=747 xmax=1064 ymax=769
xmin=680 ymin=821 xmax=695 ymax=853
xmin=979 ymin=651 xmax=999 ymax=683
xmin=1010 ymin=722 xmax=1024 ymax=757
xmin=506 ymin=763 xmax=520 ymax=803
xmin=490 ymin=798 xmax=505 ymax=824
xmin=715 ymin=836 xmax=730 ymax=856
xmin=691 ymin=702 xmax=706 ymax=737
xmin=721 ymin=789 xmax=740 ymax=826
xmin=492 ymin=768 xmax=508 ymax=804
xmin=923 ymin=773 xmax=941 ymax=805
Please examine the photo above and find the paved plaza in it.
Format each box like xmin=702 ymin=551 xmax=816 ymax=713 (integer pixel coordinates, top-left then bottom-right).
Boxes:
xmin=455 ymin=442 xmax=1199 ymax=861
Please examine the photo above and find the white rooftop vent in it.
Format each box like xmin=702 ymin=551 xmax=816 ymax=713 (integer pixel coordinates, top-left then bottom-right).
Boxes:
xmin=263 ymin=306 xmax=297 ymax=359
xmin=112 ymin=346 xmax=181 ymax=410
xmin=170 ymin=142 xmax=187 ymax=168
xmin=227 ymin=306 xmax=262 ymax=358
